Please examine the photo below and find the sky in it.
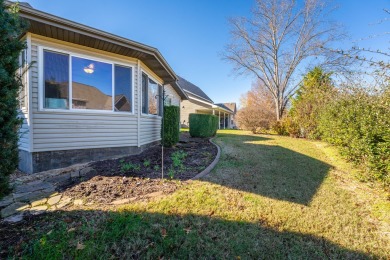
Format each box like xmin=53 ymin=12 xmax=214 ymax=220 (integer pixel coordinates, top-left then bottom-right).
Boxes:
xmin=21 ymin=0 xmax=390 ymax=106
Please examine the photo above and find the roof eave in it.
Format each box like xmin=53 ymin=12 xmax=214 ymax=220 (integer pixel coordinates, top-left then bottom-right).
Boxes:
xmin=6 ymin=1 xmax=179 ymax=84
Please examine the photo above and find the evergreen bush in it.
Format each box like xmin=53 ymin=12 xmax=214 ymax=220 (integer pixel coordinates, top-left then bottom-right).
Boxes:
xmin=162 ymin=105 xmax=180 ymax=147
xmin=0 ymin=0 xmax=27 ymax=198
xmin=189 ymin=114 xmax=218 ymax=138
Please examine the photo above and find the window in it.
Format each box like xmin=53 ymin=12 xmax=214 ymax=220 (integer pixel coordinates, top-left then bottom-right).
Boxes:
xmin=42 ymin=49 xmax=133 ymax=112
xmin=44 ymin=50 xmax=69 ymax=109
xmin=19 ymin=48 xmax=28 ymax=109
xmin=114 ymin=65 xmax=132 ymax=112
xmin=142 ymin=73 xmax=162 ymax=116
xmin=72 ymin=56 xmax=112 ymax=110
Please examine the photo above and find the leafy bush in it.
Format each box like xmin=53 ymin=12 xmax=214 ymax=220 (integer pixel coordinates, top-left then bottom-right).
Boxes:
xmin=318 ymin=87 xmax=390 ymax=186
xmin=236 ymin=81 xmax=276 ymax=133
xmin=271 ymin=121 xmax=288 ymax=136
xmin=0 ymin=1 xmax=27 ymax=198
xmin=162 ymin=106 xmax=180 ymax=147
xmin=171 ymin=150 xmax=187 ymax=169
xmin=189 ymin=114 xmax=218 ymax=138
xmin=289 ymin=67 xmax=334 ymax=139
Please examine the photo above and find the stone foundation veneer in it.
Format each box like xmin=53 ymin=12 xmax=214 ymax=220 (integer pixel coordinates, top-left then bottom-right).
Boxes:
xmin=18 ymin=141 xmax=160 ymax=174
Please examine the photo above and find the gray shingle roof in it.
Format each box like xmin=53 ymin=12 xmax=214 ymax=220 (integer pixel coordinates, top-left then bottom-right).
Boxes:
xmin=177 ymin=76 xmax=213 ymax=103
xmin=223 ymin=103 xmax=236 ymax=113
xmin=215 ymin=103 xmax=233 ymax=113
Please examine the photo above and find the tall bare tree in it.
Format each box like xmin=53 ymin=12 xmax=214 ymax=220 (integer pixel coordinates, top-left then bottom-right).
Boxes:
xmin=224 ymin=0 xmax=340 ymax=120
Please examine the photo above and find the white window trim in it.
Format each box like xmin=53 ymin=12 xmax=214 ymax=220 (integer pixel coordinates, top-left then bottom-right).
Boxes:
xmin=38 ymin=45 xmax=135 ymax=115
xmin=140 ymin=69 xmax=162 ymax=118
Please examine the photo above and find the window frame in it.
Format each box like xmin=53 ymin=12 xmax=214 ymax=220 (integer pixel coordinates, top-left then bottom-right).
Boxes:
xmin=39 ymin=46 xmax=135 ymax=114
xmin=18 ymin=47 xmax=28 ymax=111
xmin=141 ymin=70 xmax=163 ymax=118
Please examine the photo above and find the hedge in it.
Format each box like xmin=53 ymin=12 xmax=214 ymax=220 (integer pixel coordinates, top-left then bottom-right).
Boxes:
xmin=189 ymin=114 xmax=218 ymax=138
xmin=318 ymin=88 xmax=390 ymax=186
xmin=162 ymin=105 xmax=180 ymax=147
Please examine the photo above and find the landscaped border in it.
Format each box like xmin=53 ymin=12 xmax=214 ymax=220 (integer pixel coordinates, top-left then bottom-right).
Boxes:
xmin=191 ymin=137 xmax=221 ymax=180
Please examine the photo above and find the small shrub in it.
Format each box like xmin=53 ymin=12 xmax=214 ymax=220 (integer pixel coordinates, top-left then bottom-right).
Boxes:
xmin=171 ymin=150 xmax=187 ymax=169
xmin=143 ymin=159 xmax=151 ymax=168
xmin=121 ymin=162 xmax=140 ymax=172
xmin=168 ymin=168 xmax=175 ymax=179
xmin=162 ymin=106 xmax=180 ymax=147
xmin=189 ymin=114 xmax=218 ymax=138
xmin=272 ymin=121 xmax=288 ymax=136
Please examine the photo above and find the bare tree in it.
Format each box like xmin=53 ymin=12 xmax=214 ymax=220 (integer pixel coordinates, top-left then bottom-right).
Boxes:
xmin=224 ymin=0 xmax=340 ymax=120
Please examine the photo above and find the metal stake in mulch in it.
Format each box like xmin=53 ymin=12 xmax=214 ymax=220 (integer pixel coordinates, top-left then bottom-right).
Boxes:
xmin=156 ymin=85 xmax=168 ymax=180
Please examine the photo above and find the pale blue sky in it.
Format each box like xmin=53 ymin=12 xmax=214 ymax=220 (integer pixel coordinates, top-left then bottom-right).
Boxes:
xmin=23 ymin=0 xmax=390 ymax=105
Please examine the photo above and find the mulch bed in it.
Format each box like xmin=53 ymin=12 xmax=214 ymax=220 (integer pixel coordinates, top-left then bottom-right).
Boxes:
xmin=57 ymin=132 xmax=217 ymax=204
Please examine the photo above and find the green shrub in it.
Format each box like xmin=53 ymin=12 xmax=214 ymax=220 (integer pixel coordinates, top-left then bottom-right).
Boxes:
xmin=189 ymin=114 xmax=218 ymax=138
xmin=272 ymin=121 xmax=288 ymax=136
xmin=162 ymin=106 xmax=180 ymax=147
xmin=0 ymin=1 xmax=27 ymax=198
xmin=289 ymin=67 xmax=334 ymax=139
xmin=318 ymin=87 xmax=390 ymax=186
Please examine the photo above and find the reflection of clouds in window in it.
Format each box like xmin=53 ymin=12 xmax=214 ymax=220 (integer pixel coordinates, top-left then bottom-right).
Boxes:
xmin=72 ymin=57 xmax=112 ymax=110
xmin=43 ymin=49 xmax=133 ymax=112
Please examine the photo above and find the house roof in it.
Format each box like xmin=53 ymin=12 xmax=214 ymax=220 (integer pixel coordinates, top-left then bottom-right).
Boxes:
xmin=6 ymin=1 xmax=188 ymax=99
xmin=223 ymin=103 xmax=237 ymax=113
xmin=177 ymin=76 xmax=213 ymax=104
xmin=214 ymin=103 xmax=233 ymax=113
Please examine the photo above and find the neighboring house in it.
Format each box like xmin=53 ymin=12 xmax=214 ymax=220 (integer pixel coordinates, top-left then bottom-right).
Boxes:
xmin=220 ymin=102 xmax=237 ymax=128
xmin=178 ymin=76 xmax=234 ymax=129
xmin=12 ymin=2 xmax=188 ymax=173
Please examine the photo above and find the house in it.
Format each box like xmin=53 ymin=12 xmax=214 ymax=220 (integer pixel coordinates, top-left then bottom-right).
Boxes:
xmin=178 ymin=76 xmax=234 ymax=129
xmin=11 ymin=2 xmax=188 ymax=173
xmin=218 ymin=102 xmax=237 ymax=128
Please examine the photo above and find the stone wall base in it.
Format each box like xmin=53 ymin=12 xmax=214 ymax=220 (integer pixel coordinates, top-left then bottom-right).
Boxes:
xmin=18 ymin=141 xmax=159 ymax=174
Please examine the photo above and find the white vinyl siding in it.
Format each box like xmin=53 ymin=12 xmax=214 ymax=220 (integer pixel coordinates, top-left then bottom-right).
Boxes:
xmin=18 ymin=113 xmax=30 ymax=151
xmin=28 ymin=35 xmax=182 ymax=152
xmin=164 ymin=84 xmax=181 ymax=106
xmin=140 ymin=116 xmax=161 ymax=146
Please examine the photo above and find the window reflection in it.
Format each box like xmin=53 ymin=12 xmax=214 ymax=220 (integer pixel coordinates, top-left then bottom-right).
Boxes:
xmin=44 ymin=51 xmax=69 ymax=109
xmin=72 ymin=56 xmax=112 ymax=110
xmin=114 ymin=65 xmax=132 ymax=112
xmin=148 ymin=78 xmax=158 ymax=115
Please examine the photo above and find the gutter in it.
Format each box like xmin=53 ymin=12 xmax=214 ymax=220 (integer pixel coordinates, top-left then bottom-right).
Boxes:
xmin=5 ymin=1 xmax=178 ymax=82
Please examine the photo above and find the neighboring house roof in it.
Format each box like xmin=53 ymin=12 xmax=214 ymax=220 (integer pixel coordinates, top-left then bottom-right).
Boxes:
xmin=177 ymin=76 xmax=213 ymax=104
xmin=214 ymin=103 xmax=233 ymax=113
xmin=5 ymin=1 xmax=188 ymax=99
xmin=223 ymin=103 xmax=237 ymax=114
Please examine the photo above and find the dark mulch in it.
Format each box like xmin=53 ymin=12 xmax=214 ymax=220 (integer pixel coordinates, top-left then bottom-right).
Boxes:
xmin=57 ymin=132 xmax=217 ymax=204
xmin=90 ymin=132 xmax=216 ymax=180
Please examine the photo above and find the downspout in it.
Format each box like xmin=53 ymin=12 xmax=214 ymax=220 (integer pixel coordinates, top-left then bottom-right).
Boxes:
xmin=137 ymin=60 xmax=141 ymax=147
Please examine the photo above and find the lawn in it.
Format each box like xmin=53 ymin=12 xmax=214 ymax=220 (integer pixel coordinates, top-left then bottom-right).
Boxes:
xmin=4 ymin=130 xmax=390 ymax=259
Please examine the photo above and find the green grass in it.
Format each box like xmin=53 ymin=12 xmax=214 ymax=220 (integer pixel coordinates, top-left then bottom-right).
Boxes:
xmin=7 ymin=130 xmax=390 ymax=259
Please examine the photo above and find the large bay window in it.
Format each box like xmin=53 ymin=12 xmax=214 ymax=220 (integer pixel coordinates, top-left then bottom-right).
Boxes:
xmin=43 ymin=49 xmax=133 ymax=112
xmin=142 ymin=72 xmax=162 ymax=116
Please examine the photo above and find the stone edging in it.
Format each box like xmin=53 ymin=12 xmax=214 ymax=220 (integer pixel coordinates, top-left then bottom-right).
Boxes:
xmin=191 ymin=137 xmax=221 ymax=180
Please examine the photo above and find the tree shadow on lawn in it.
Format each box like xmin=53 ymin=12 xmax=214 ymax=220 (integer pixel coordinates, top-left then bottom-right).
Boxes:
xmin=1 ymin=209 xmax=372 ymax=259
xmin=208 ymin=133 xmax=332 ymax=206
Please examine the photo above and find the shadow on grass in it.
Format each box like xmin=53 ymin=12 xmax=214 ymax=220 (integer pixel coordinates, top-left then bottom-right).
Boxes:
xmin=0 ymin=209 xmax=371 ymax=259
xmin=208 ymin=133 xmax=332 ymax=206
